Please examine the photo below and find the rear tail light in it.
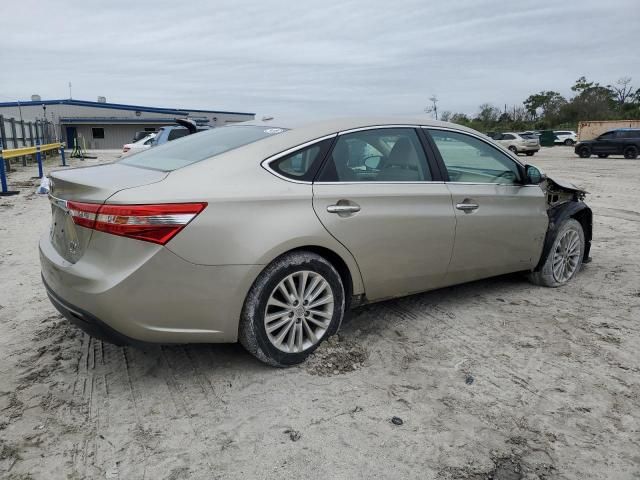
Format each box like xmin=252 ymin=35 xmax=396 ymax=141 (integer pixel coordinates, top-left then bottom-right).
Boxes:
xmin=66 ymin=201 xmax=207 ymax=245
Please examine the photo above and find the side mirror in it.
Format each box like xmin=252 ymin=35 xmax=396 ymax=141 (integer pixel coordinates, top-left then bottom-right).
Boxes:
xmin=525 ymin=164 xmax=544 ymax=184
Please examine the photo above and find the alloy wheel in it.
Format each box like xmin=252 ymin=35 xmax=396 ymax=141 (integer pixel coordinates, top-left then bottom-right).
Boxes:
xmin=552 ymin=229 xmax=581 ymax=283
xmin=264 ymin=271 xmax=334 ymax=353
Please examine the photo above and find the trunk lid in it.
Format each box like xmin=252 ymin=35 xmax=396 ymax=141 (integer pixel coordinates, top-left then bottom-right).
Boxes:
xmin=48 ymin=163 xmax=168 ymax=263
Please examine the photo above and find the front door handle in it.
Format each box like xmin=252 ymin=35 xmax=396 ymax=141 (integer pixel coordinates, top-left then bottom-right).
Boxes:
xmin=456 ymin=202 xmax=479 ymax=212
xmin=327 ymin=204 xmax=361 ymax=214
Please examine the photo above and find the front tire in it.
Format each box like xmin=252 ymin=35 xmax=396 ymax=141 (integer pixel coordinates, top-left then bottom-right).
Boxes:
xmin=508 ymin=146 xmax=518 ymax=154
xmin=526 ymin=151 xmax=535 ymax=156
xmin=239 ymin=251 xmax=345 ymax=367
xmin=564 ymin=139 xmax=575 ymax=146
xmin=528 ymin=219 xmax=585 ymax=288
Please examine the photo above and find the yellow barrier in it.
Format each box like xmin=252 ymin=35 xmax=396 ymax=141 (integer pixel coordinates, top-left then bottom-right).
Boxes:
xmin=2 ymin=143 xmax=63 ymax=159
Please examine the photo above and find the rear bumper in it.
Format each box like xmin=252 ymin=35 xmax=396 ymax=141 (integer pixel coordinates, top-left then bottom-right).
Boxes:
xmin=39 ymin=231 xmax=263 ymax=344
xmin=44 ymin=276 xmax=138 ymax=346
xmin=518 ymin=145 xmax=540 ymax=152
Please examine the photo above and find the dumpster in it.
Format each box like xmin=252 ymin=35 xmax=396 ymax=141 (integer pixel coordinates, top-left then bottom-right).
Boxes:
xmin=539 ymin=130 xmax=556 ymax=147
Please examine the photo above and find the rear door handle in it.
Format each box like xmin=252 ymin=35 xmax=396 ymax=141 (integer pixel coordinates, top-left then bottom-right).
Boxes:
xmin=327 ymin=204 xmax=361 ymax=214
xmin=456 ymin=202 xmax=479 ymax=212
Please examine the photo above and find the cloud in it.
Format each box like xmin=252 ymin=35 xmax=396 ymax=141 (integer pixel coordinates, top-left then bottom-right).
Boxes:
xmin=2 ymin=0 xmax=638 ymax=119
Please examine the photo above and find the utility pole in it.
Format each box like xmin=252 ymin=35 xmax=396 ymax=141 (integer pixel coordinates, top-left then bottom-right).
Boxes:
xmin=425 ymin=95 xmax=439 ymax=120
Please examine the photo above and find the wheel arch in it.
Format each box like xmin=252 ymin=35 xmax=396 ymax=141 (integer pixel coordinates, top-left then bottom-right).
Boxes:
xmin=534 ymin=201 xmax=592 ymax=271
xmin=286 ymin=246 xmax=355 ymax=307
xmin=255 ymin=242 xmax=365 ymax=302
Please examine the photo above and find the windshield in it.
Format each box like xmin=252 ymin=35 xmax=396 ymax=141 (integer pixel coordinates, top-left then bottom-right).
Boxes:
xmin=121 ymin=125 xmax=287 ymax=171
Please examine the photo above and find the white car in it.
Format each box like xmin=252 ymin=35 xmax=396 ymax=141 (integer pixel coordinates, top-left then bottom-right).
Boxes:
xmin=121 ymin=133 xmax=156 ymax=157
xmin=494 ymin=132 xmax=540 ymax=156
xmin=554 ymin=130 xmax=577 ymax=146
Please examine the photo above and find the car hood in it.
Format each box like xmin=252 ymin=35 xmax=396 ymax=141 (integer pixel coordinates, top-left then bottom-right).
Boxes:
xmin=545 ymin=174 xmax=587 ymax=194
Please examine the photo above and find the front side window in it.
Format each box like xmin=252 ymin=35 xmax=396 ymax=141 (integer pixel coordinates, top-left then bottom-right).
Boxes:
xmin=269 ymin=138 xmax=332 ymax=181
xmin=502 ymin=133 xmax=515 ymax=140
xmin=598 ymin=131 xmax=615 ymax=140
xmin=318 ymin=128 xmax=431 ymax=182
xmin=428 ymin=129 xmax=521 ymax=184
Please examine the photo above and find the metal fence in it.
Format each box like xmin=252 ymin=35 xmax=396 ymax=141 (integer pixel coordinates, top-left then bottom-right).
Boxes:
xmin=0 ymin=115 xmax=55 ymax=170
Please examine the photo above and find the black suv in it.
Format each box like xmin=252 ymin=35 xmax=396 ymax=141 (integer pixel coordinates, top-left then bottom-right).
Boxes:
xmin=575 ymin=129 xmax=640 ymax=159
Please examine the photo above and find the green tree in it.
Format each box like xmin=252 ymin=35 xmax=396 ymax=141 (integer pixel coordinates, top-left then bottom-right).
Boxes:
xmin=523 ymin=91 xmax=566 ymax=120
xmin=560 ymin=77 xmax=615 ymax=122
xmin=571 ymin=76 xmax=596 ymax=93
xmin=476 ymin=103 xmax=500 ymax=125
xmin=450 ymin=113 xmax=470 ymax=125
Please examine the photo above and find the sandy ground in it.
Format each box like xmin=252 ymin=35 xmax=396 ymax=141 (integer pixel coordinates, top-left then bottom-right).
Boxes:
xmin=0 ymin=147 xmax=639 ymax=480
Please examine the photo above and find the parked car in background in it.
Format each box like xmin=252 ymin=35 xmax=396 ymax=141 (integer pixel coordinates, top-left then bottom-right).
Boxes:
xmin=132 ymin=130 xmax=156 ymax=142
xmin=520 ymin=130 xmax=541 ymax=137
xmin=150 ymin=119 xmax=210 ymax=147
xmin=574 ymin=129 xmax=640 ymax=159
xmin=494 ymin=132 xmax=540 ymax=156
xmin=554 ymin=130 xmax=577 ymax=146
xmin=41 ymin=117 xmax=592 ymax=366
xmin=121 ymin=133 xmax=156 ymax=157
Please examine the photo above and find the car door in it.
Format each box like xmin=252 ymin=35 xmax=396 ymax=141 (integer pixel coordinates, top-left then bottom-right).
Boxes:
xmin=425 ymin=128 xmax=548 ymax=285
xmin=592 ymin=131 xmax=616 ymax=154
xmin=312 ymin=127 xmax=456 ymax=301
xmin=611 ymin=130 xmax=628 ymax=154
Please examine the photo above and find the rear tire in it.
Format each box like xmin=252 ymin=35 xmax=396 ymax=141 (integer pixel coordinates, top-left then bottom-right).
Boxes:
xmin=239 ymin=251 xmax=345 ymax=367
xmin=598 ymin=153 xmax=609 ymax=158
xmin=577 ymin=146 xmax=591 ymax=158
xmin=528 ymin=219 xmax=585 ymax=288
xmin=564 ymin=139 xmax=574 ymax=146
xmin=624 ymin=146 xmax=638 ymax=159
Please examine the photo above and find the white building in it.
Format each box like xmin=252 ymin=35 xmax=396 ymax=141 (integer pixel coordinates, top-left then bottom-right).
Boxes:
xmin=0 ymin=97 xmax=255 ymax=149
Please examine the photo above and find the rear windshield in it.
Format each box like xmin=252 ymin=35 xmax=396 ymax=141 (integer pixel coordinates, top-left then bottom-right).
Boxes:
xmin=120 ymin=125 xmax=287 ymax=171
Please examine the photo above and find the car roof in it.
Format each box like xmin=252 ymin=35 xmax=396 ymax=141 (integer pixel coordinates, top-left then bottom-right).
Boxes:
xmin=238 ymin=115 xmax=485 ymax=139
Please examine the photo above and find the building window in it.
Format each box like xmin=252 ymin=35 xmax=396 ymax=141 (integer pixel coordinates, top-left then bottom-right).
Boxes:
xmin=92 ymin=128 xmax=105 ymax=139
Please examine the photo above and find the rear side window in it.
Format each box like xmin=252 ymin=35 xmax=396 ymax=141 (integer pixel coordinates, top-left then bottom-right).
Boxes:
xmin=269 ymin=138 xmax=333 ymax=181
xmin=121 ymin=125 xmax=287 ymax=171
xmin=621 ymin=130 xmax=640 ymax=139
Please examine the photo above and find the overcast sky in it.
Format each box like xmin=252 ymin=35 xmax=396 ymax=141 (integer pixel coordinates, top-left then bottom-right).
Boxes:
xmin=2 ymin=0 xmax=638 ymax=119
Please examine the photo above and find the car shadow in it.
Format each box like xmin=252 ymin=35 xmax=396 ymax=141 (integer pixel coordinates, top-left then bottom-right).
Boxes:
xmin=125 ymin=271 xmax=528 ymax=374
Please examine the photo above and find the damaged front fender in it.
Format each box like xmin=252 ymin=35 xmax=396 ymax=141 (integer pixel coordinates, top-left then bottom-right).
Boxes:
xmin=534 ymin=175 xmax=592 ymax=271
